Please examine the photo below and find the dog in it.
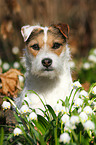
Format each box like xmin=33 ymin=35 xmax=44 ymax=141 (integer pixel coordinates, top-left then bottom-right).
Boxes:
xmin=18 ymin=23 xmax=73 ymax=114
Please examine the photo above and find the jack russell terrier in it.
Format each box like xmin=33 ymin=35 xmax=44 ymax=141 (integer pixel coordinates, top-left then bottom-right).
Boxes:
xmin=18 ymin=23 xmax=73 ymax=113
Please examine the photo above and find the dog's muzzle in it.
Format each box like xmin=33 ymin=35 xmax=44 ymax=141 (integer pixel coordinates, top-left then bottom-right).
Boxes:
xmin=42 ymin=58 xmax=53 ymax=71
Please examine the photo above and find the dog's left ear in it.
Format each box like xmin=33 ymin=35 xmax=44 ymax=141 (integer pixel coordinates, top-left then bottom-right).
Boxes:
xmin=53 ymin=23 xmax=69 ymax=39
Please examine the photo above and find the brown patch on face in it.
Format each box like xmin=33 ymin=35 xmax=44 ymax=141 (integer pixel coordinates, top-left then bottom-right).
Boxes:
xmin=26 ymin=26 xmax=66 ymax=57
xmin=47 ymin=27 xmax=66 ymax=56
xmin=27 ymin=29 xmax=44 ymax=57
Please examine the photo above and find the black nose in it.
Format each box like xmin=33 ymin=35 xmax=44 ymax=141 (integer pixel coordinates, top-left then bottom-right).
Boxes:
xmin=42 ymin=58 xmax=52 ymax=68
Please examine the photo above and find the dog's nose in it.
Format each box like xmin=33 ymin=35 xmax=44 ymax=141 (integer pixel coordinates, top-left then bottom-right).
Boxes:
xmin=42 ymin=58 xmax=52 ymax=68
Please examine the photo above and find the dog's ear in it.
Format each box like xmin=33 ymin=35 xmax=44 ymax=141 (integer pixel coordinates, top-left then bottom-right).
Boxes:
xmin=21 ymin=25 xmax=40 ymax=42
xmin=52 ymin=23 xmax=69 ymax=39
xmin=21 ymin=25 xmax=33 ymax=42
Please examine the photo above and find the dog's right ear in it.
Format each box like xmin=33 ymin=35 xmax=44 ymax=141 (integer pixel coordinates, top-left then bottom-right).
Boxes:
xmin=21 ymin=25 xmax=33 ymax=42
xmin=21 ymin=25 xmax=40 ymax=42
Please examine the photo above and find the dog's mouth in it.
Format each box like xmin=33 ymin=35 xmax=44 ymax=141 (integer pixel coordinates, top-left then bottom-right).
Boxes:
xmin=42 ymin=68 xmax=54 ymax=72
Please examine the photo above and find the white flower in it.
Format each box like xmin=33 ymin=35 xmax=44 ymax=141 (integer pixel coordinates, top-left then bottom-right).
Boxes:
xmin=69 ymin=61 xmax=75 ymax=68
xmin=79 ymin=90 xmax=88 ymax=99
xmin=13 ymin=62 xmax=20 ymax=69
xmin=79 ymin=112 xmax=88 ymax=123
xmin=93 ymin=48 xmax=96 ymax=55
xmin=61 ymin=114 xmax=69 ymax=123
xmin=78 ymin=107 xmax=82 ymax=113
xmin=3 ymin=62 xmax=10 ymax=70
xmin=83 ymin=106 xmax=93 ymax=115
xmin=20 ymin=105 xmax=29 ymax=114
xmin=83 ymin=120 xmax=95 ymax=130
xmin=59 ymin=132 xmax=71 ymax=143
xmin=18 ymin=75 xmax=24 ymax=82
xmin=2 ymin=101 xmax=11 ymax=109
xmin=13 ymin=128 xmax=22 ymax=136
xmin=54 ymin=102 xmax=62 ymax=115
xmin=74 ymin=98 xmax=83 ymax=107
xmin=92 ymin=86 xmax=96 ymax=95
xmin=12 ymin=46 xmax=19 ymax=55
xmin=62 ymin=106 xmax=69 ymax=114
xmin=29 ymin=112 xmax=37 ymax=120
xmin=72 ymin=81 xmax=82 ymax=89
xmin=0 ymin=58 xmax=2 ymax=66
xmin=23 ymin=97 xmax=31 ymax=105
xmin=70 ymin=115 xmax=79 ymax=124
xmin=64 ymin=121 xmax=76 ymax=132
xmin=83 ymin=62 xmax=91 ymax=70
xmin=88 ymin=55 xmax=96 ymax=63
xmin=20 ymin=57 xmax=26 ymax=68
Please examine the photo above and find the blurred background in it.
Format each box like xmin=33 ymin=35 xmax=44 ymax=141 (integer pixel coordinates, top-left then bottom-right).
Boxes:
xmin=0 ymin=0 xmax=96 ymax=85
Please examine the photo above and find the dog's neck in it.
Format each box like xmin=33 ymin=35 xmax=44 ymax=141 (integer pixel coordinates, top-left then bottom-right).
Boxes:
xmin=24 ymin=63 xmax=72 ymax=95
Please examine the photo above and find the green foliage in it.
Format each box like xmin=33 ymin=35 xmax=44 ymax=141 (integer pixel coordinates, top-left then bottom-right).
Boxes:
xmin=1 ymin=82 xmax=95 ymax=145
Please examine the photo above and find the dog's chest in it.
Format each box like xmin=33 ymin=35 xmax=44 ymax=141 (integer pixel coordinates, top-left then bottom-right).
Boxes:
xmin=21 ymin=73 xmax=72 ymax=112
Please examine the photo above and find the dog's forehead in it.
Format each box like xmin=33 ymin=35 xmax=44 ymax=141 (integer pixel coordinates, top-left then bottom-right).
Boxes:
xmin=21 ymin=25 xmax=49 ymax=42
xmin=21 ymin=25 xmax=61 ymax=42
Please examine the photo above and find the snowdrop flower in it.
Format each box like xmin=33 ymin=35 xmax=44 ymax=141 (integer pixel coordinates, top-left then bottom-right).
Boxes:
xmin=64 ymin=122 xmax=76 ymax=132
xmin=78 ymin=107 xmax=82 ymax=113
xmin=23 ymin=97 xmax=32 ymax=105
xmin=83 ymin=62 xmax=91 ymax=70
xmin=62 ymin=106 xmax=69 ymax=114
xmin=12 ymin=46 xmax=19 ymax=55
xmin=20 ymin=57 xmax=26 ymax=68
xmin=13 ymin=62 xmax=20 ymax=69
xmin=61 ymin=114 xmax=69 ymax=123
xmin=79 ymin=90 xmax=88 ymax=99
xmin=92 ymin=86 xmax=96 ymax=95
xmin=18 ymin=75 xmax=24 ymax=82
xmin=20 ymin=105 xmax=30 ymax=114
xmin=79 ymin=112 xmax=88 ymax=123
xmin=59 ymin=132 xmax=71 ymax=143
xmin=83 ymin=120 xmax=95 ymax=130
xmin=13 ymin=127 xmax=22 ymax=136
xmin=69 ymin=61 xmax=75 ymax=68
xmin=54 ymin=102 xmax=62 ymax=115
xmin=29 ymin=112 xmax=37 ymax=120
xmin=2 ymin=101 xmax=11 ymax=109
xmin=83 ymin=106 xmax=93 ymax=115
xmin=88 ymin=55 xmax=96 ymax=63
xmin=72 ymin=81 xmax=82 ymax=89
xmin=74 ymin=98 xmax=83 ymax=107
xmin=93 ymin=48 xmax=96 ymax=55
xmin=3 ymin=62 xmax=10 ymax=70
xmin=70 ymin=115 xmax=79 ymax=124
xmin=0 ymin=58 xmax=2 ymax=66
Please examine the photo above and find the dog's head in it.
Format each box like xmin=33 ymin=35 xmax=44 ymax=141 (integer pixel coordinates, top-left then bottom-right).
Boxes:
xmin=21 ymin=23 xmax=70 ymax=79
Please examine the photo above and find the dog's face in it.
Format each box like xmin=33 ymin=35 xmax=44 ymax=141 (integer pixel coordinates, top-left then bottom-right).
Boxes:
xmin=21 ymin=24 xmax=70 ymax=79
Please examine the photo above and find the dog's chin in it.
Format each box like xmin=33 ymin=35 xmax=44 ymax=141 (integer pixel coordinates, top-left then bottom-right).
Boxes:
xmin=32 ymin=68 xmax=58 ymax=79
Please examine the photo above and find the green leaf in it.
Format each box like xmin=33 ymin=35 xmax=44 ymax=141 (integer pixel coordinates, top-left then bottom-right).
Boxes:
xmin=13 ymin=112 xmax=21 ymax=123
xmin=0 ymin=127 xmax=4 ymax=145
xmin=32 ymin=120 xmax=46 ymax=135
xmin=28 ymin=90 xmax=46 ymax=108
xmin=88 ymin=82 xmax=96 ymax=95
xmin=46 ymin=104 xmax=56 ymax=119
xmin=38 ymin=108 xmax=49 ymax=120
xmin=38 ymin=115 xmax=50 ymax=130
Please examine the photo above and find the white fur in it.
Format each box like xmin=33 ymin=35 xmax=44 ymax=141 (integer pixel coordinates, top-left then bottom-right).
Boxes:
xmin=17 ymin=26 xmax=73 ymax=114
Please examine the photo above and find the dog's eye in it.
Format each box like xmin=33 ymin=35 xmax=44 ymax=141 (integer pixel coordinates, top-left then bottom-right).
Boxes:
xmin=30 ymin=44 xmax=40 ymax=50
xmin=52 ymin=43 xmax=62 ymax=49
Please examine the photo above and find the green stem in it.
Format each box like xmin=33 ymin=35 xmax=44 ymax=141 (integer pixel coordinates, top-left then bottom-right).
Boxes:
xmin=68 ymin=89 xmax=74 ymax=101
xmin=80 ymin=131 xmax=81 ymax=143
xmin=54 ymin=118 xmax=58 ymax=145
xmin=69 ymin=87 xmax=81 ymax=113
xmin=61 ymin=121 xmax=63 ymax=134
